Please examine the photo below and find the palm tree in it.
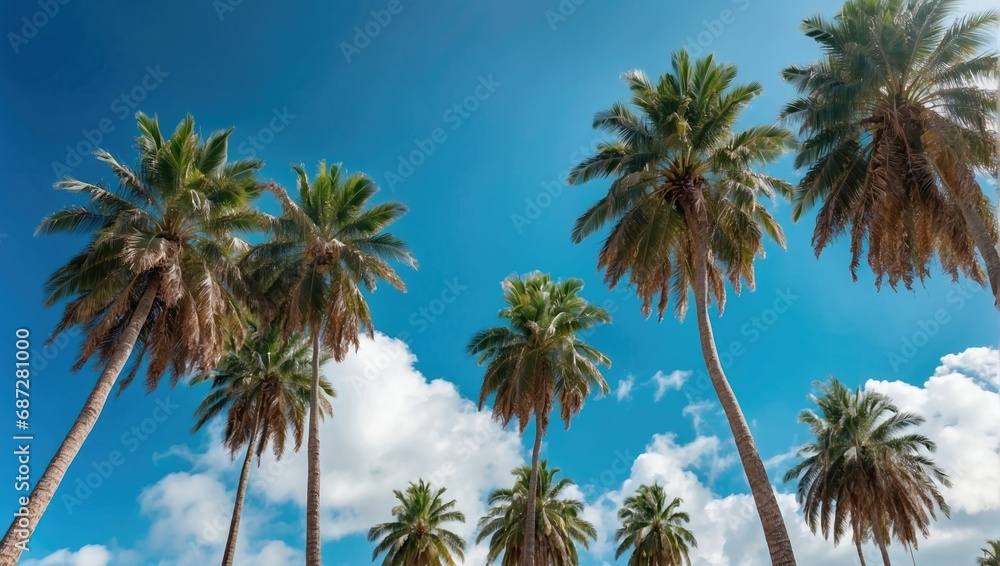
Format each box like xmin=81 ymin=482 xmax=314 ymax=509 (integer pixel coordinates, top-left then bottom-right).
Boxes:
xmin=476 ymin=462 xmax=596 ymax=565
xmin=467 ymin=272 xmax=610 ymax=564
xmin=190 ymin=321 xmax=334 ymax=566
xmin=615 ymin=484 xmax=697 ymax=566
xmin=367 ymin=479 xmax=466 ymax=566
xmin=0 ymin=114 xmax=263 ymax=564
xmin=782 ymin=0 xmax=1000 ymax=306
xmin=783 ymin=378 xmax=951 ymax=566
xmin=978 ymin=539 xmax=1000 ymax=566
xmin=567 ymin=50 xmax=797 ymax=565
xmin=245 ymin=161 xmax=416 ymax=565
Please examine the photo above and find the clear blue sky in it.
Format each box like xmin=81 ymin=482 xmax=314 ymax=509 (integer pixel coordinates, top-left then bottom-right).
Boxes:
xmin=0 ymin=0 xmax=996 ymax=564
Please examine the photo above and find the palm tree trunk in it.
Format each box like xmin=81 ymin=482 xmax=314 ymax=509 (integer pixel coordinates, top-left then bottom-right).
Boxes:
xmin=221 ymin=405 xmax=262 ymax=566
xmin=869 ymin=509 xmax=891 ymax=566
xmin=688 ymin=215 xmax=796 ymax=566
xmin=306 ymin=330 xmax=323 ymax=566
xmin=856 ymin=538 xmax=868 ymax=566
xmin=523 ymin=414 xmax=544 ymax=566
xmin=0 ymin=277 xmax=160 ymax=566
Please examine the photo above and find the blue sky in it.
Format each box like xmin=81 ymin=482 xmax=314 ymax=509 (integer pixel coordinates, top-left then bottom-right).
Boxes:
xmin=0 ymin=0 xmax=997 ymax=564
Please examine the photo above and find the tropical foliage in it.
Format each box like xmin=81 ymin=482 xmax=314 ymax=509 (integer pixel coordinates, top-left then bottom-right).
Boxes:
xmin=783 ymin=378 xmax=950 ymax=565
xmin=468 ymin=271 xmax=610 ymax=564
xmin=783 ymin=0 xmax=1000 ymax=305
xmin=190 ymin=321 xmax=334 ymax=566
xmin=567 ymin=49 xmax=798 ymax=566
xmin=1 ymin=114 xmax=264 ymax=564
xmin=476 ymin=462 xmax=596 ymax=565
xmin=615 ymin=484 xmax=697 ymax=566
xmin=368 ymin=480 xmax=467 ymax=566
xmin=243 ymin=161 xmax=416 ymax=565
xmin=978 ymin=539 xmax=1000 ymax=566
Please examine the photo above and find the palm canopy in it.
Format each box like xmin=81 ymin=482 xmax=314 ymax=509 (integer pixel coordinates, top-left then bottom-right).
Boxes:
xmin=783 ymin=378 xmax=950 ymax=552
xmin=38 ymin=112 xmax=265 ymax=390
xmin=475 ymin=462 xmax=596 ymax=566
xmin=190 ymin=320 xmax=334 ymax=461
xmin=246 ymin=161 xmax=417 ymax=359
xmin=467 ymin=271 xmax=611 ymax=433
xmin=782 ymin=0 xmax=1000 ymax=293
xmin=567 ymin=49 xmax=794 ymax=320
xmin=367 ymin=480 xmax=467 ymax=566
xmin=979 ymin=539 xmax=1000 ymax=566
xmin=615 ymin=484 xmax=697 ymax=566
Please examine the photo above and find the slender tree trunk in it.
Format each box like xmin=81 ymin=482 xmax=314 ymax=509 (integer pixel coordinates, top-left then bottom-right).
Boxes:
xmin=305 ymin=330 xmax=323 ymax=566
xmin=688 ymin=214 xmax=796 ymax=566
xmin=0 ymin=277 xmax=160 ymax=566
xmin=856 ymin=538 xmax=868 ymax=566
xmin=869 ymin=508 xmax=891 ymax=566
xmin=221 ymin=405 xmax=262 ymax=566
xmin=523 ymin=414 xmax=544 ymax=566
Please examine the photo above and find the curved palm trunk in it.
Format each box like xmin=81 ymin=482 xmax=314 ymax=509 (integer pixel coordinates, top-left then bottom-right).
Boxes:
xmin=869 ymin=509 xmax=891 ymax=566
xmin=856 ymin=538 xmax=867 ymax=566
xmin=0 ymin=277 xmax=160 ymax=566
xmin=221 ymin=405 xmax=262 ymax=566
xmin=306 ymin=330 xmax=323 ymax=566
xmin=523 ymin=415 xmax=545 ymax=566
xmin=688 ymin=216 xmax=796 ymax=566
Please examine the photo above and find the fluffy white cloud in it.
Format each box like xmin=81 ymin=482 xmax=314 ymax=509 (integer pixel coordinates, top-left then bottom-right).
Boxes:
xmin=649 ymin=370 xmax=690 ymax=402
xmin=614 ymin=376 xmax=634 ymax=402
xmin=22 ymin=545 xmax=112 ymax=566
xmin=582 ymin=347 xmax=1000 ymax=565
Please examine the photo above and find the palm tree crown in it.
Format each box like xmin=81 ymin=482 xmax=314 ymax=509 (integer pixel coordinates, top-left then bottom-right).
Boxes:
xmin=191 ymin=320 xmax=334 ymax=462
xmin=476 ymin=462 xmax=596 ymax=565
xmin=367 ymin=480 xmax=467 ymax=566
xmin=40 ymin=112 xmax=264 ymax=389
xmin=978 ymin=539 xmax=1000 ymax=566
xmin=468 ymin=271 xmax=612 ymax=433
xmin=568 ymin=49 xmax=795 ymax=319
xmin=784 ymin=378 xmax=950 ymax=562
xmin=615 ymin=484 xmax=697 ymax=566
xmin=782 ymin=0 xmax=1000 ymax=300
xmin=249 ymin=161 xmax=416 ymax=357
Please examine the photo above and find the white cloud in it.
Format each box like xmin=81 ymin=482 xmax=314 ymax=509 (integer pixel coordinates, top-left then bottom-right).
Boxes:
xmin=649 ymin=370 xmax=690 ymax=402
xmin=615 ymin=376 xmax=634 ymax=402
xmin=581 ymin=346 xmax=1000 ymax=565
xmin=22 ymin=545 xmax=112 ymax=566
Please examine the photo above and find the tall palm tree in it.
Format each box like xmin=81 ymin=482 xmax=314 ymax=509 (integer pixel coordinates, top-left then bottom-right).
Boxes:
xmin=245 ymin=162 xmax=416 ymax=565
xmin=0 ymin=114 xmax=263 ymax=565
xmin=978 ymin=539 xmax=1000 ymax=566
xmin=190 ymin=321 xmax=334 ymax=566
xmin=476 ymin=462 xmax=596 ymax=565
xmin=782 ymin=0 xmax=1000 ymax=306
xmin=615 ymin=484 xmax=697 ymax=566
xmin=467 ymin=272 xmax=610 ymax=564
xmin=567 ymin=50 xmax=797 ymax=565
xmin=367 ymin=479 xmax=467 ymax=566
xmin=783 ymin=378 xmax=951 ymax=566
